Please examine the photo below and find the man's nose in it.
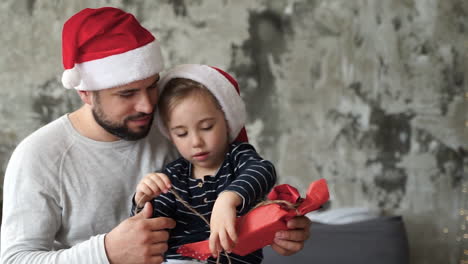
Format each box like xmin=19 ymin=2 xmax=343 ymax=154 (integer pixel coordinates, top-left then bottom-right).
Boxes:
xmin=135 ymin=92 xmax=155 ymax=114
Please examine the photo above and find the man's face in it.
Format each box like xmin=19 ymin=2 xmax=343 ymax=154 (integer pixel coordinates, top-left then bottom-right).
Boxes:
xmin=91 ymin=74 xmax=160 ymax=141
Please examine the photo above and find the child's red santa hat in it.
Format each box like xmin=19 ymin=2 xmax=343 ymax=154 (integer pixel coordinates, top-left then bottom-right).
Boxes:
xmin=61 ymin=7 xmax=164 ymax=90
xmin=156 ymin=64 xmax=248 ymax=143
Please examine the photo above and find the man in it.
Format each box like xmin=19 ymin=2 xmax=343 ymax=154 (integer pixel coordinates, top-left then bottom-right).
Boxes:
xmin=1 ymin=7 xmax=310 ymax=264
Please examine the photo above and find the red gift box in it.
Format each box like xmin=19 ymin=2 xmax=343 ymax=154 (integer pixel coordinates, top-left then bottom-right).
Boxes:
xmin=177 ymin=179 xmax=329 ymax=260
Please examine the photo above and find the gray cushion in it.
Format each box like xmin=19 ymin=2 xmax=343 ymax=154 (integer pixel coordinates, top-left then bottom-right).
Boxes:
xmin=262 ymin=216 xmax=409 ymax=264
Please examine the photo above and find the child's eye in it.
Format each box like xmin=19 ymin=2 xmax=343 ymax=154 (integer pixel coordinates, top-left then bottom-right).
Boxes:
xmin=176 ymin=132 xmax=187 ymax=137
xmin=201 ymin=125 xmax=213 ymax=131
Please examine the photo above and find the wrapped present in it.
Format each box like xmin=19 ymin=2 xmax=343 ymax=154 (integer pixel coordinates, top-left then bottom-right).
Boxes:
xmin=177 ymin=179 xmax=329 ymax=260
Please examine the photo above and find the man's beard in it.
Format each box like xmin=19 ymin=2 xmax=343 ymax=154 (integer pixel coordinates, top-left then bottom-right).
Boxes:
xmin=92 ymin=109 xmax=154 ymax=141
xmin=92 ymin=96 xmax=154 ymax=141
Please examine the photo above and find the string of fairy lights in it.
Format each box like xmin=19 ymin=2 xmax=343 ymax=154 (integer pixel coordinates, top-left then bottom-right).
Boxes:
xmin=460 ymin=178 xmax=467 ymax=263
xmin=460 ymin=92 xmax=468 ymax=264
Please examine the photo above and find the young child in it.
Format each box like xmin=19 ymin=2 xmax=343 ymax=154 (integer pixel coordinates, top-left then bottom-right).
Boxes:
xmin=132 ymin=64 xmax=277 ymax=263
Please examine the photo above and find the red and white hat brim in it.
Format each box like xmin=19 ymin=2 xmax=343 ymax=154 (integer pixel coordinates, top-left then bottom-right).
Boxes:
xmin=62 ymin=40 xmax=164 ymax=91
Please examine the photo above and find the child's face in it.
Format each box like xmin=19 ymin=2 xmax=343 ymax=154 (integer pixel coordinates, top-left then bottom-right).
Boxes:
xmin=167 ymin=94 xmax=229 ymax=173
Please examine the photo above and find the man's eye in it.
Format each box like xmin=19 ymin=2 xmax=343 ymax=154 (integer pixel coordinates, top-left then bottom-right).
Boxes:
xmin=119 ymin=93 xmax=133 ymax=98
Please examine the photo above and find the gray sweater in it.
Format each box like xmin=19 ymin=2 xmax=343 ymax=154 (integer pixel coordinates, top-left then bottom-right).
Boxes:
xmin=1 ymin=115 xmax=177 ymax=264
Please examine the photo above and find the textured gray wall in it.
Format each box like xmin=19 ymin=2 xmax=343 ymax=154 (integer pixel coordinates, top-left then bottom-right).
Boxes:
xmin=1 ymin=0 xmax=467 ymax=263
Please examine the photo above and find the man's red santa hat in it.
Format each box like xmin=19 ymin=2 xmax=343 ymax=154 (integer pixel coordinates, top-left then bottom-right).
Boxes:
xmin=61 ymin=7 xmax=164 ymax=91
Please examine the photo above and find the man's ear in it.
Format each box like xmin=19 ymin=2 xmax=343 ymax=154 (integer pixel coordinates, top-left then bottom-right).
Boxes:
xmin=77 ymin=90 xmax=92 ymax=105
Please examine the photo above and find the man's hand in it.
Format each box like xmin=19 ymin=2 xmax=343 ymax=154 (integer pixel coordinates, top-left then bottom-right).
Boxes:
xmin=271 ymin=215 xmax=311 ymax=256
xmin=104 ymin=202 xmax=176 ymax=264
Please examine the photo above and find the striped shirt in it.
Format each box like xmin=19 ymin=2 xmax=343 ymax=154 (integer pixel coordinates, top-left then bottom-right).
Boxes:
xmin=133 ymin=142 xmax=276 ymax=264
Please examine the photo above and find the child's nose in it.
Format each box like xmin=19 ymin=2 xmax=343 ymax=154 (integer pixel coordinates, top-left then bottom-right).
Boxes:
xmin=191 ymin=133 xmax=203 ymax=147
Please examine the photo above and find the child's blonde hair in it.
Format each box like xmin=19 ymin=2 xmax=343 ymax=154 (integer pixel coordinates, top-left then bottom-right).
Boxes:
xmin=157 ymin=78 xmax=223 ymax=126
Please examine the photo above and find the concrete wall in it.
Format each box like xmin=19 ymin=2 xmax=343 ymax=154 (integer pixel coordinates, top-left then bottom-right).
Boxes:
xmin=1 ymin=0 xmax=466 ymax=263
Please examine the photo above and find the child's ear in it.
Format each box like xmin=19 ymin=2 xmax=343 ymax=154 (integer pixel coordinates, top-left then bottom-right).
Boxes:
xmin=225 ymin=119 xmax=230 ymax=136
xmin=226 ymin=124 xmax=230 ymax=140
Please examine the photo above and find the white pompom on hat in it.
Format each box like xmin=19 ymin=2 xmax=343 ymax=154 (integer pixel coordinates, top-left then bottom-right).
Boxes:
xmin=61 ymin=7 xmax=164 ymax=90
xmin=156 ymin=64 xmax=248 ymax=143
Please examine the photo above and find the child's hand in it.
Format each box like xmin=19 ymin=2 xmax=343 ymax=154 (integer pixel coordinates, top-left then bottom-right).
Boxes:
xmin=209 ymin=191 xmax=242 ymax=258
xmin=135 ymin=172 xmax=171 ymax=207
